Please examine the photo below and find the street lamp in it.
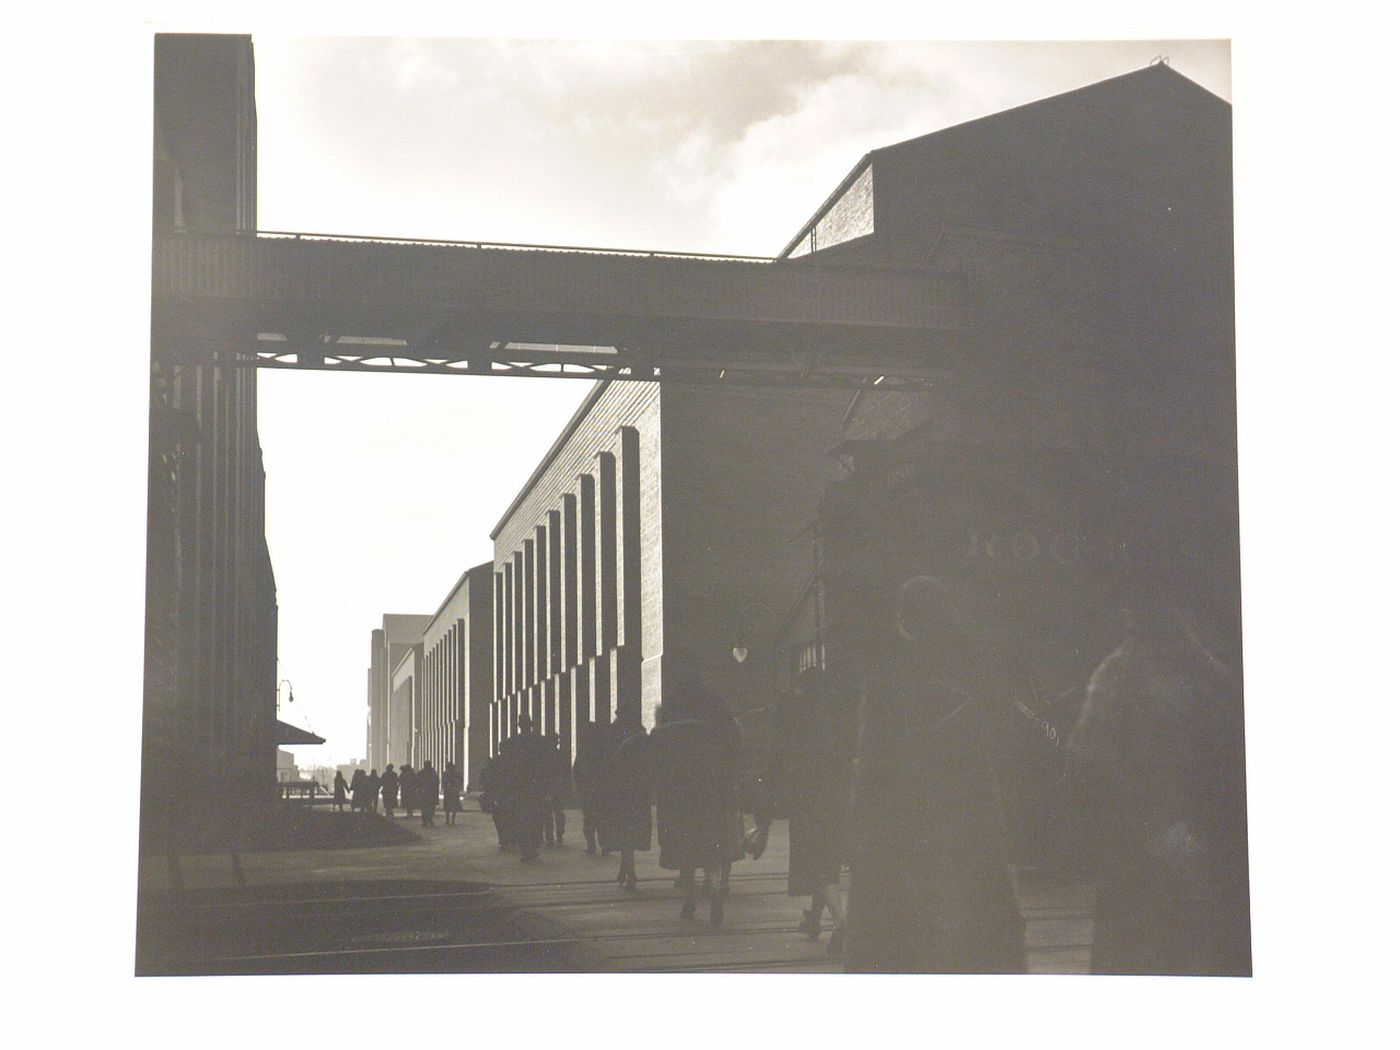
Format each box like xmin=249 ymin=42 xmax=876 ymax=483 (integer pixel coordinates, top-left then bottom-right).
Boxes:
xmin=277 ymin=678 xmax=294 ymax=714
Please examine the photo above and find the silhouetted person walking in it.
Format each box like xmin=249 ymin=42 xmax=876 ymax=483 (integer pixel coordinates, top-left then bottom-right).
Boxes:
xmin=380 ymin=764 xmax=399 ymax=818
xmin=480 ymin=756 xmax=513 ymax=850
xmin=574 ymin=723 xmax=605 ymax=854
xmin=333 ymin=771 xmax=349 ymax=813
xmin=652 ymin=673 xmax=745 ymax=925
xmin=844 ymin=576 xmax=1025 ymax=973
xmin=442 ymin=761 xmax=463 ymax=826
xmin=757 ymin=667 xmax=852 ymax=954
xmin=419 ymin=761 xmax=440 ymax=826
xmin=1067 ymin=604 xmax=1251 ymax=976
xmin=367 ymin=769 xmax=381 ymax=814
xmin=543 ymin=733 xmax=570 ymax=845
xmin=350 ymin=768 xmax=369 ymax=813
xmin=597 ymin=710 xmax=652 ymax=889
xmin=400 ymin=764 xmax=417 ymax=820
xmin=496 ymin=715 xmax=553 ymax=861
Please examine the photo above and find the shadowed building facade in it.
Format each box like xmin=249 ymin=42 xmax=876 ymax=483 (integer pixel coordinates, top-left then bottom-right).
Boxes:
xmin=786 ymin=65 xmax=1249 ymax=974
xmin=142 ymin=34 xmax=277 ymax=850
xmin=489 ymin=380 xmax=850 ymax=769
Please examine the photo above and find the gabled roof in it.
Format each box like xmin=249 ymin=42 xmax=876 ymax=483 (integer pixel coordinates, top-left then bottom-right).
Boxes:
xmin=779 ymin=62 xmax=1228 ymax=259
xmin=876 ymin=62 xmax=1226 ymax=160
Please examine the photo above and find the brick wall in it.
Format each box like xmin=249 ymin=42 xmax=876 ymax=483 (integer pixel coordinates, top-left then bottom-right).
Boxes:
xmin=492 ymin=382 xmax=662 ymax=760
xmin=661 ymin=383 xmax=850 ymax=744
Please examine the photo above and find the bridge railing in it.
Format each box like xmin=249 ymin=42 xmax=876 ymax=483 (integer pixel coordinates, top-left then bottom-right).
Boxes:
xmin=253 ymin=229 xmax=775 ymax=264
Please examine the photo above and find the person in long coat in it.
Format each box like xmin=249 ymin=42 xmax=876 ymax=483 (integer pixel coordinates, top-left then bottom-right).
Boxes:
xmin=573 ymin=723 xmax=606 ymax=854
xmin=543 ymin=734 xmax=571 ymax=845
xmin=479 ymin=756 xmax=513 ymax=849
xmin=332 ymin=770 xmax=349 ymax=813
xmin=380 ymin=764 xmax=400 ymax=817
xmin=595 ymin=711 xmax=653 ymax=889
xmin=1067 ymin=605 xmax=1250 ymax=976
xmin=496 ymin=715 xmax=556 ymax=861
xmin=652 ymin=675 xmax=745 ymax=925
xmin=441 ymin=762 xmax=463 ymax=826
xmin=757 ymin=667 xmax=853 ymax=953
xmin=349 ymin=768 xmax=369 ymax=813
xmin=367 ymin=769 xmax=381 ymax=814
xmin=400 ymin=764 xmax=417 ymax=819
xmin=843 ymin=576 xmax=1025 ymax=973
xmin=419 ymin=761 xmax=440 ymax=826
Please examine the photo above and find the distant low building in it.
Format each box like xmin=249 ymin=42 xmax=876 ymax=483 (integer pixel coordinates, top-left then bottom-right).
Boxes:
xmin=366 ymin=614 xmax=431 ymax=771
xmin=389 ymin=641 xmax=423 ymax=768
xmin=419 ymin=563 xmax=494 ymax=788
xmin=275 ymin=749 xmax=299 ymax=782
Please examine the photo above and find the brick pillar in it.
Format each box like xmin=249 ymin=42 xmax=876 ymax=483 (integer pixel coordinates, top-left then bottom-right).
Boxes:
xmin=512 ymin=551 xmax=524 ymax=704
xmin=556 ymin=674 xmax=573 ymax=764
xmin=615 ymin=426 xmax=643 ymax=723
xmin=578 ymin=475 xmax=599 ymax=725
xmin=563 ymin=494 xmax=579 ymax=669
xmin=523 ymin=540 xmax=535 ymax=695
xmin=597 ymin=451 xmax=618 ymax=720
xmin=572 ymin=664 xmax=592 ymax=742
xmin=548 ymin=510 xmax=563 ymax=678
xmin=592 ymin=654 xmax=612 ymax=726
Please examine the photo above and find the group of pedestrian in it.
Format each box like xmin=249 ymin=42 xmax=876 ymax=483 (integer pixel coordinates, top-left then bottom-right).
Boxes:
xmin=331 ymin=759 xmax=465 ymax=827
xmin=328 ymin=575 xmax=1246 ymax=975
xmin=480 ymin=716 xmax=573 ymax=861
xmin=342 ymin=767 xmax=383 ymax=813
xmin=478 ymin=669 xmax=845 ymax=936
xmin=829 ymin=574 xmax=1250 ymax=976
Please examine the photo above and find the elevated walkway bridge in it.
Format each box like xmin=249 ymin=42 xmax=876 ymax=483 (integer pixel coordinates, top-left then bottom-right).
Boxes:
xmin=152 ymin=231 xmax=967 ymax=390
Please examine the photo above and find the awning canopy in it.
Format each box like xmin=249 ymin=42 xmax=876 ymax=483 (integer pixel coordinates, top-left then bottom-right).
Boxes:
xmin=274 ymin=719 xmax=325 ymax=746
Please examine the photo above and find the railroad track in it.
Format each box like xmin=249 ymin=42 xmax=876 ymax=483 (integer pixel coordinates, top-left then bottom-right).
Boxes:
xmin=138 ymin=871 xmax=1092 ymax=975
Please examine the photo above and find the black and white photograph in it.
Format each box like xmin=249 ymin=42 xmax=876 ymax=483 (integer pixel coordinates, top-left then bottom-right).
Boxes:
xmin=137 ymin=30 xmax=1253 ymax=979
xmin=14 ymin=3 xmax=1396 ymax=1044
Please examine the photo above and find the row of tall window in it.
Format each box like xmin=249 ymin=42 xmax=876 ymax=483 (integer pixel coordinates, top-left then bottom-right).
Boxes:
xmin=492 ymin=427 xmax=644 ymax=764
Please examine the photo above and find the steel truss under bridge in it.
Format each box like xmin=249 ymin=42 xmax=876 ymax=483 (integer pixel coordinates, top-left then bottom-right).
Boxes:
xmin=152 ymin=231 xmax=969 ymax=390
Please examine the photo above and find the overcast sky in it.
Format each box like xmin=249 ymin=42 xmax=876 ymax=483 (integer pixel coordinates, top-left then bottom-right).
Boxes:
xmin=259 ymin=38 xmax=1231 ymax=767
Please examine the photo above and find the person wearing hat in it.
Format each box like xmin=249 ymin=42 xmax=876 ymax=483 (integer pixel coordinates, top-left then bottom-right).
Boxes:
xmin=380 ymin=763 xmax=399 ymax=818
xmin=441 ymin=761 xmax=463 ymax=826
xmin=418 ymin=760 xmax=440 ymax=826
xmin=496 ymin=714 xmax=553 ymax=861
xmin=400 ymin=763 xmax=417 ymax=820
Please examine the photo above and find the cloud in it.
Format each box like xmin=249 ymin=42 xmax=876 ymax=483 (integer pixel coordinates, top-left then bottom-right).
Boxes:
xmin=652 ymin=60 xmax=964 ymax=253
xmin=382 ymin=38 xmax=464 ymax=94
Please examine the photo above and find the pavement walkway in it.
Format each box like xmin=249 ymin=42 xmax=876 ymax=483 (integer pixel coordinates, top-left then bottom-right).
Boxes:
xmin=138 ymin=799 xmax=1092 ymax=974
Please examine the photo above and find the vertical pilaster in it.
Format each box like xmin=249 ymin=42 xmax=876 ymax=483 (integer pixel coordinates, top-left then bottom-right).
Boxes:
xmin=535 ymin=524 xmax=548 ymax=691
xmin=616 ymin=426 xmax=643 ymax=722
xmin=523 ymin=540 xmax=535 ymax=700
xmin=548 ymin=510 xmax=562 ymax=678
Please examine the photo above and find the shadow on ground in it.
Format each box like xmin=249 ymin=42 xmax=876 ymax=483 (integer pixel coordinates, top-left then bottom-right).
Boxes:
xmin=148 ymin=809 xmax=422 ymax=855
xmin=136 ymin=878 xmax=583 ymax=975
